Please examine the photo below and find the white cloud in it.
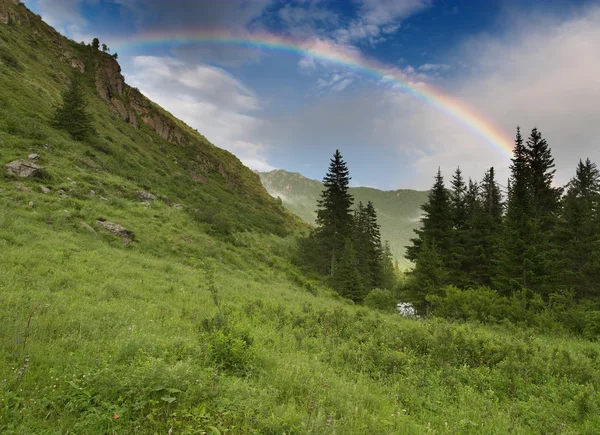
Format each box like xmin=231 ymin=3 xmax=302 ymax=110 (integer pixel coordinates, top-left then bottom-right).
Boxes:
xmin=126 ymin=56 xmax=275 ymax=173
xmin=255 ymin=5 xmax=600 ymax=189
xmin=337 ymin=0 xmax=431 ymax=46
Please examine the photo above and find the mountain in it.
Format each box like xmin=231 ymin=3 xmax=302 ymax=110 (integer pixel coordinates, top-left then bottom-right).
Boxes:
xmin=259 ymin=169 xmax=428 ymax=268
xmin=1 ymin=2 xmax=598 ymax=433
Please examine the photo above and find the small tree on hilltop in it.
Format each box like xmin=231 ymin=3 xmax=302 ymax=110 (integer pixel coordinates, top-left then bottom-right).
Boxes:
xmin=53 ymin=73 xmax=93 ymax=141
xmin=92 ymin=38 xmax=100 ymax=51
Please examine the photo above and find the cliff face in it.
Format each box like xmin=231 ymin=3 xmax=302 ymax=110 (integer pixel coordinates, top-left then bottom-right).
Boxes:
xmin=95 ymin=55 xmax=186 ymax=145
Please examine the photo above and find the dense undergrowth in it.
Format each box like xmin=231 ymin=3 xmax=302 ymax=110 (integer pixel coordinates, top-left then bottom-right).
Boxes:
xmin=1 ymin=1 xmax=600 ymax=433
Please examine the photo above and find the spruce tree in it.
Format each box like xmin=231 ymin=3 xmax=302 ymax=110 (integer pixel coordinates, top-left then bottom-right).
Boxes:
xmin=53 ymin=73 xmax=93 ymax=141
xmin=526 ymin=128 xmax=562 ymax=220
xmin=496 ymin=127 xmax=534 ymax=294
xmin=448 ymin=167 xmax=470 ymax=286
xmin=405 ymin=240 xmax=448 ymax=313
xmin=406 ymin=168 xmax=452 ymax=266
xmin=333 ymin=239 xmax=364 ymax=302
xmin=365 ymin=201 xmax=384 ymax=288
xmin=558 ymin=158 xmax=600 ymax=298
xmin=473 ymin=168 xmax=503 ymax=286
xmin=314 ymin=150 xmax=354 ymax=276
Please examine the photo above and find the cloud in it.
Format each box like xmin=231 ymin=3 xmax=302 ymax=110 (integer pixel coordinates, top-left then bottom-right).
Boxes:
xmin=336 ymin=0 xmax=431 ymax=46
xmin=126 ymin=56 xmax=274 ymax=172
xmin=253 ymin=5 xmax=600 ymax=189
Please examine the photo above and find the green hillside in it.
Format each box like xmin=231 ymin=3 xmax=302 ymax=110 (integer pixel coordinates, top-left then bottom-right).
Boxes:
xmin=1 ymin=1 xmax=600 ymax=433
xmin=259 ymin=169 xmax=428 ymax=268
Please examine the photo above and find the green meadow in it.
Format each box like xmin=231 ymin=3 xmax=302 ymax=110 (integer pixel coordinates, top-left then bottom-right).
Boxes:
xmin=1 ymin=1 xmax=600 ymax=433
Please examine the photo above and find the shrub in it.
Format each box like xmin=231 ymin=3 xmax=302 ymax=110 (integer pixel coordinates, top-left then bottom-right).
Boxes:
xmin=364 ymin=288 xmax=396 ymax=312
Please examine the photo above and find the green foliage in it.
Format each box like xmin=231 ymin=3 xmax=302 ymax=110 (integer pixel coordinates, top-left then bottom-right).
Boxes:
xmin=364 ymin=288 xmax=396 ymax=312
xmin=2 ymin=3 xmax=600 ymax=433
xmin=52 ymin=72 xmax=94 ymax=141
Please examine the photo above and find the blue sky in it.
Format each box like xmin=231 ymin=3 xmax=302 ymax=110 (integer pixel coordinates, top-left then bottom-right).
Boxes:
xmin=25 ymin=0 xmax=600 ymax=189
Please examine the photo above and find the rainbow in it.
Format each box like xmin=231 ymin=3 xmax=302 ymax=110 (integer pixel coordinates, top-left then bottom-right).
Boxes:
xmin=112 ymin=31 xmax=514 ymax=158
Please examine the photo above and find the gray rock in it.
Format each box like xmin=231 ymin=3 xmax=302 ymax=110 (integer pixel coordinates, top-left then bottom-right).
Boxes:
xmin=172 ymin=204 xmax=184 ymax=210
xmin=6 ymin=160 xmax=42 ymax=178
xmin=28 ymin=153 xmax=40 ymax=161
xmin=28 ymin=201 xmax=34 ymax=208
xmin=137 ymin=190 xmax=156 ymax=202
xmin=40 ymin=186 xmax=50 ymax=194
xmin=89 ymin=190 xmax=96 ymax=196
xmin=96 ymin=219 xmax=135 ymax=241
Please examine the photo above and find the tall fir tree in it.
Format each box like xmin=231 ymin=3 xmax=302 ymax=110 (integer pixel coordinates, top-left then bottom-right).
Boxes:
xmin=496 ymin=127 xmax=535 ymax=294
xmin=333 ymin=239 xmax=364 ymax=302
xmin=526 ymin=128 xmax=562 ymax=221
xmin=557 ymin=158 xmax=600 ymax=298
xmin=53 ymin=73 xmax=93 ymax=141
xmin=472 ymin=168 xmax=503 ymax=286
xmin=364 ymin=201 xmax=384 ymax=289
xmin=447 ymin=167 xmax=470 ymax=286
xmin=314 ymin=150 xmax=354 ymax=276
xmin=406 ymin=167 xmax=453 ymax=266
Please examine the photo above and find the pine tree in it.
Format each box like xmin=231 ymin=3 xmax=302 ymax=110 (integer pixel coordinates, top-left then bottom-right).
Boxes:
xmin=448 ymin=167 xmax=470 ymax=286
xmin=406 ymin=168 xmax=452 ymax=266
xmin=404 ymin=240 xmax=448 ymax=313
xmin=92 ymin=38 xmax=100 ymax=51
xmin=333 ymin=239 xmax=364 ymax=302
xmin=558 ymin=158 xmax=600 ymax=298
xmin=496 ymin=127 xmax=534 ymax=294
xmin=353 ymin=202 xmax=371 ymax=289
xmin=472 ymin=168 xmax=503 ymax=286
xmin=526 ymin=128 xmax=562 ymax=221
xmin=52 ymin=73 xmax=93 ymax=141
xmin=314 ymin=150 xmax=354 ymax=276
xmin=365 ymin=201 xmax=384 ymax=288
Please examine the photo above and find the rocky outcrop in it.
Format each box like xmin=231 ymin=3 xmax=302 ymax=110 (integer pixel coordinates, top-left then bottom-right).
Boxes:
xmin=95 ymin=55 xmax=185 ymax=143
xmin=136 ymin=190 xmax=156 ymax=202
xmin=6 ymin=160 xmax=42 ymax=178
xmin=96 ymin=219 xmax=135 ymax=243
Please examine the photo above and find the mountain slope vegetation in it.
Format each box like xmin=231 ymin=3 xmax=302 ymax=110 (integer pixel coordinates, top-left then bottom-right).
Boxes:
xmin=259 ymin=169 xmax=428 ymax=268
xmin=1 ymin=1 xmax=599 ymax=433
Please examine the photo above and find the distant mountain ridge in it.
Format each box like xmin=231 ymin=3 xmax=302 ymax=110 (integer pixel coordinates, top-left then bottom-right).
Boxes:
xmin=259 ymin=169 xmax=428 ymax=268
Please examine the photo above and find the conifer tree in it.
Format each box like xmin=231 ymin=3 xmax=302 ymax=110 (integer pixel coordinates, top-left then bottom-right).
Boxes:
xmin=447 ymin=167 xmax=470 ymax=286
xmin=333 ymin=239 xmax=364 ymax=302
xmin=353 ymin=202 xmax=371 ymax=289
xmin=496 ymin=127 xmax=535 ymax=294
xmin=472 ymin=168 xmax=503 ymax=286
xmin=406 ymin=168 xmax=452 ymax=266
xmin=526 ymin=128 xmax=562 ymax=221
xmin=314 ymin=150 xmax=354 ymax=276
xmin=53 ymin=73 xmax=93 ymax=141
xmin=405 ymin=240 xmax=447 ymax=312
xmin=558 ymin=158 xmax=600 ymax=298
xmin=365 ymin=201 xmax=384 ymax=288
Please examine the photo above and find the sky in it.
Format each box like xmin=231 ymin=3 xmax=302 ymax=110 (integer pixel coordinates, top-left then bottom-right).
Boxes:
xmin=24 ymin=0 xmax=600 ymax=190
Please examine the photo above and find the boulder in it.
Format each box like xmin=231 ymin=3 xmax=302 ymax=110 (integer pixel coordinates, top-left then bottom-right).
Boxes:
xmin=6 ymin=160 xmax=42 ymax=178
xmin=40 ymin=186 xmax=50 ymax=194
xmin=96 ymin=219 xmax=135 ymax=241
xmin=28 ymin=153 xmax=40 ymax=161
xmin=137 ymin=190 xmax=156 ymax=202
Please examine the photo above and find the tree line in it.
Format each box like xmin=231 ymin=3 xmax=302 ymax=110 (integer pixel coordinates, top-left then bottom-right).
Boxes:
xmin=299 ymin=150 xmax=396 ymax=303
xmin=405 ymin=126 xmax=600 ymax=313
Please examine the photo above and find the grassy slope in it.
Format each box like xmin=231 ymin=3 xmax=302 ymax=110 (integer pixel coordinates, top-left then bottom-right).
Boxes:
xmin=259 ymin=170 xmax=428 ymax=268
xmin=1 ymin=2 xmax=600 ymax=433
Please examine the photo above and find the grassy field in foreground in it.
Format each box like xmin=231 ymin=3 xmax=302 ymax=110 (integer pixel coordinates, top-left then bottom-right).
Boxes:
xmin=1 ymin=190 xmax=600 ymax=434
xmin=1 ymin=2 xmax=600 ymax=432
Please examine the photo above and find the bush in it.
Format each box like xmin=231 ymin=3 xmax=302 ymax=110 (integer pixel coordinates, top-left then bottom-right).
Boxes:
xmin=364 ymin=288 xmax=396 ymax=312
